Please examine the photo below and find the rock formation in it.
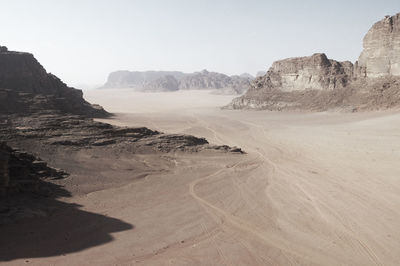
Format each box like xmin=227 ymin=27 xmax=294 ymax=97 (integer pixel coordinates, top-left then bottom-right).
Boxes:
xmin=357 ymin=13 xmax=400 ymax=78
xmin=0 ymin=46 xmax=108 ymax=117
xmin=0 ymin=46 xmax=245 ymax=227
xmin=146 ymin=75 xmax=180 ymax=92
xmin=254 ymin=53 xmax=354 ymax=92
xmin=0 ymin=142 xmax=67 ymax=197
xmin=179 ymin=69 xmax=250 ymax=94
xmin=102 ymin=70 xmax=186 ymax=91
xmin=0 ymin=114 xmax=244 ymax=154
xmin=227 ymin=12 xmax=400 ymax=111
xmin=101 ymin=69 xmax=251 ymax=94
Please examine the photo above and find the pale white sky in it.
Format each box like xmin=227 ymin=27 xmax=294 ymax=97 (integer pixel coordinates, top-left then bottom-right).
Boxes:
xmin=1 ymin=0 xmax=400 ymax=88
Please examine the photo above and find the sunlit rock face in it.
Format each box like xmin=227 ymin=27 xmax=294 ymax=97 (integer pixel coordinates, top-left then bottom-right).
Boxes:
xmin=253 ymin=53 xmax=354 ymax=92
xmin=358 ymin=13 xmax=400 ymax=78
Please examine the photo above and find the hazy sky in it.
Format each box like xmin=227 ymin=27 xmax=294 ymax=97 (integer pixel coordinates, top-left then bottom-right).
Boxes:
xmin=1 ymin=0 xmax=400 ymax=88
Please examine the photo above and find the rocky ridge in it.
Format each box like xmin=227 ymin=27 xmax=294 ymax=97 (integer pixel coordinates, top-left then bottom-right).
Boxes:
xmin=0 ymin=114 xmax=243 ymax=154
xmin=101 ymin=69 xmax=252 ymax=94
xmin=227 ymin=12 xmax=400 ymax=111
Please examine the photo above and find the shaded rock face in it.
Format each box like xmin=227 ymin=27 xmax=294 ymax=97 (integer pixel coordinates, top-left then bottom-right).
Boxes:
xmin=101 ymin=69 xmax=251 ymax=94
xmin=255 ymin=53 xmax=354 ymax=92
xmin=228 ymin=12 xmax=400 ymax=111
xmin=0 ymin=142 xmax=67 ymax=197
xmin=0 ymin=47 xmax=108 ymax=117
xmin=358 ymin=13 xmax=400 ymax=78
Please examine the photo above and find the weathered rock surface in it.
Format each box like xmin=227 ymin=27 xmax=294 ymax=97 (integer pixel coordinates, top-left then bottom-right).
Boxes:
xmin=101 ymin=69 xmax=251 ymax=94
xmin=227 ymin=76 xmax=400 ymax=111
xmin=253 ymin=53 xmax=354 ymax=92
xmin=0 ymin=46 xmax=108 ymax=117
xmin=358 ymin=13 xmax=400 ymax=78
xmin=0 ymin=142 xmax=67 ymax=197
xmin=227 ymin=12 xmax=400 ymax=111
xmin=0 ymin=114 xmax=244 ymax=154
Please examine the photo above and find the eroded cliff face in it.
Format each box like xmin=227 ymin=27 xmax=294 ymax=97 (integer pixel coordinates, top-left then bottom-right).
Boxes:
xmin=0 ymin=46 xmax=108 ymax=117
xmin=358 ymin=13 xmax=400 ymax=78
xmin=227 ymin=12 xmax=400 ymax=111
xmin=253 ymin=53 xmax=354 ymax=92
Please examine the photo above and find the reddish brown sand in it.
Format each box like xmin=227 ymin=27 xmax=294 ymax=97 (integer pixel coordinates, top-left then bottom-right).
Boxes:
xmin=4 ymin=90 xmax=400 ymax=265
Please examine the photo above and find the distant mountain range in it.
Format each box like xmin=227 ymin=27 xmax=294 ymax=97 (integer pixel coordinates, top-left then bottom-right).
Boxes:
xmin=100 ymin=69 xmax=254 ymax=94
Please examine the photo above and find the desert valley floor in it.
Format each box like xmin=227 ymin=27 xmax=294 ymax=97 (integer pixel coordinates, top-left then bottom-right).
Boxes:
xmin=4 ymin=90 xmax=400 ymax=265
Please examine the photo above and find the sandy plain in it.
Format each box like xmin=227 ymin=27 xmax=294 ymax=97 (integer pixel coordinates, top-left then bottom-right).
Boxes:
xmin=4 ymin=89 xmax=400 ymax=265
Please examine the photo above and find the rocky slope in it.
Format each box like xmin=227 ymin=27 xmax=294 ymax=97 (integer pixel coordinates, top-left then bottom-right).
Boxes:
xmin=228 ymin=12 xmax=400 ymax=111
xmin=101 ymin=69 xmax=251 ymax=94
xmin=0 ymin=46 xmax=108 ymax=117
xmin=0 ymin=47 xmax=244 ymax=225
xmin=0 ymin=142 xmax=67 ymax=197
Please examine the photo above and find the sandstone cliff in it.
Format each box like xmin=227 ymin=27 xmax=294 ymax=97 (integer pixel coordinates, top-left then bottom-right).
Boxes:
xmin=0 ymin=46 xmax=108 ymax=117
xmin=227 ymin=12 xmax=400 ymax=111
xmin=357 ymin=13 xmax=400 ymax=78
xmin=252 ymin=53 xmax=354 ymax=92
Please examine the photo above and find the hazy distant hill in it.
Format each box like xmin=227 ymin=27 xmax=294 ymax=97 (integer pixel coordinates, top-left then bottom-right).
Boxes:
xmin=101 ymin=69 xmax=252 ymax=94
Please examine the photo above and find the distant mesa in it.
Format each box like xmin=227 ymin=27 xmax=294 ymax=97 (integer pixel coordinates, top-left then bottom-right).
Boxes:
xmin=227 ymin=12 xmax=400 ymax=111
xmin=100 ymin=69 xmax=253 ymax=95
xmin=0 ymin=46 xmax=108 ymax=117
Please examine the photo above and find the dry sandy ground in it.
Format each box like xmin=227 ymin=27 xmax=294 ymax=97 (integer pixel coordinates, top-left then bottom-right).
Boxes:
xmin=4 ymin=90 xmax=400 ymax=265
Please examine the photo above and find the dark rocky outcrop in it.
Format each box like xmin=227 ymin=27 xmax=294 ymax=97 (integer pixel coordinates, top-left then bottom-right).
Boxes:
xmin=227 ymin=12 xmax=400 ymax=111
xmin=0 ymin=46 xmax=108 ymax=117
xmin=0 ymin=114 xmax=244 ymax=154
xmin=0 ymin=142 xmax=67 ymax=197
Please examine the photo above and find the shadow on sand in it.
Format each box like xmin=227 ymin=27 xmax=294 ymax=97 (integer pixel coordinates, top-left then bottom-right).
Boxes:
xmin=0 ymin=180 xmax=133 ymax=261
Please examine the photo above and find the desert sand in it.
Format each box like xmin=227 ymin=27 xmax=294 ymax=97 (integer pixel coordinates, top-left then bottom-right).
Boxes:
xmin=4 ymin=89 xmax=400 ymax=265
